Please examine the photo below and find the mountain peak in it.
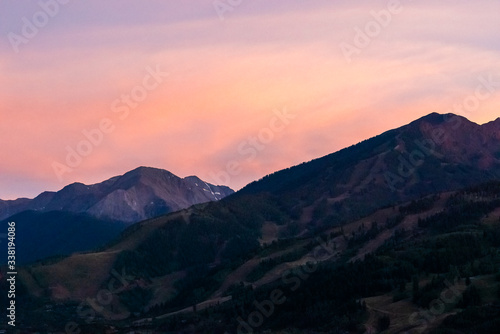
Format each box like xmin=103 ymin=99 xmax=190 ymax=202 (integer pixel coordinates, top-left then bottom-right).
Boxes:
xmin=128 ymin=166 xmax=175 ymax=177
xmin=482 ymin=117 xmax=500 ymax=139
xmin=416 ymin=112 xmax=448 ymax=124
xmin=184 ymin=175 xmax=203 ymax=182
xmin=410 ymin=112 xmax=474 ymax=127
xmin=484 ymin=117 xmax=500 ymax=126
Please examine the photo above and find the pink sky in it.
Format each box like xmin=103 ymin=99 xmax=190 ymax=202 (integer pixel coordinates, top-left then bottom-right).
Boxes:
xmin=1 ymin=0 xmax=499 ymax=199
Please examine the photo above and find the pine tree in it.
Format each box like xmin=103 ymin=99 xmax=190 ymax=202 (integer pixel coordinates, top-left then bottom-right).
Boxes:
xmin=412 ymin=276 xmax=419 ymax=300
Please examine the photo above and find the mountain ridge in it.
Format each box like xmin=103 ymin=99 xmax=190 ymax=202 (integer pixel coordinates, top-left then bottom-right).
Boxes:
xmin=238 ymin=112 xmax=499 ymax=199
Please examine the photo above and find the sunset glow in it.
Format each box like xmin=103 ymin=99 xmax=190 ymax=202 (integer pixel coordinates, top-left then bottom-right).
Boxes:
xmin=1 ymin=0 xmax=499 ymax=199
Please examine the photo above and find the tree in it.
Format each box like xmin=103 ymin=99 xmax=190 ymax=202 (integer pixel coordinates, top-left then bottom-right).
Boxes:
xmin=458 ymin=285 xmax=481 ymax=308
xmin=412 ymin=276 xmax=419 ymax=300
xmin=377 ymin=315 xmax=391 ymax=331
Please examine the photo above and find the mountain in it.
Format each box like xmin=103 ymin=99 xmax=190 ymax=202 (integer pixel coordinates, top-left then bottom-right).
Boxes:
xmin=7 ymin=113 xmax=500 ymax=332
xmin=0 ymin=167 xmax=233 ymax=264
xmin=0 ymin=166 xmax=234 ymax=223
xmin=238 ymin=112 xmax=500 ymax=222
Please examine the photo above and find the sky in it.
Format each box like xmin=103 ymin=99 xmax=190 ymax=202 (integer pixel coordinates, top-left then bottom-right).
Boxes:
xmin=0 ymin=0 xmax=499 ymax=200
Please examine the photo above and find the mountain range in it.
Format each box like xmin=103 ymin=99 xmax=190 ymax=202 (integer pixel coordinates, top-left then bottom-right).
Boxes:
xmin=0 ymin=166 xmax=234 ymax=223
xmin=2 ymin=112 xmax=500 ymax=333
xmin=0 ymin=167 xmax=234 ymax=264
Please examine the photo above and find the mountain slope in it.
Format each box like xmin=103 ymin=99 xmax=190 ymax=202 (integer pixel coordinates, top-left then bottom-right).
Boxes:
xmin=9 ymin=113 xmax=500 ymax=331
xmin=1 ymin=211 xmax=126 ymax=264
xmin=13 ymin=182 xmax=500 ymax=333
xmin=238 ymin=112 xmax=500 ymax=222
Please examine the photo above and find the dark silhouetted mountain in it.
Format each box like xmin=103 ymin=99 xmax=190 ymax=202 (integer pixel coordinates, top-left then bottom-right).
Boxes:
xmin=238 ymin=112 xmax=500 ymax=220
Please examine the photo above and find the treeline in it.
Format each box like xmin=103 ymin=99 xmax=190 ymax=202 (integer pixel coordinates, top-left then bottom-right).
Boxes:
xmin=432 ymin=304 xmax=500 ymax=334
xmin=418 ymin=192 xmax=500 ymax=232
xmin=246 ymin=246 xmax=312 ymax=282
xmin=347 ymin=221 xmax=382 ymax=248
xmin=112 ymin=195 xmax=284 ymax=279
xmin=399 ymin=195 xmax=438 ymax=215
